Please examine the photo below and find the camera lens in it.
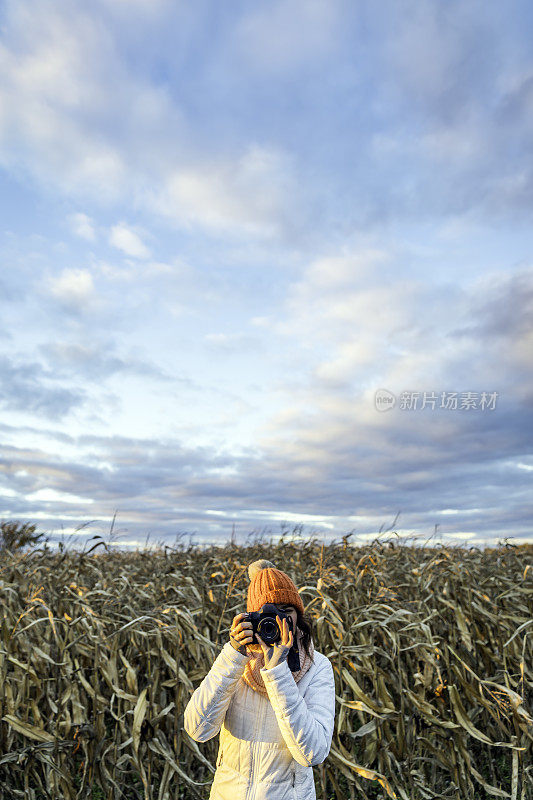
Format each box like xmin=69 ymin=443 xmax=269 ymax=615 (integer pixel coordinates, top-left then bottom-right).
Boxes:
xmin=259 ymin=618 xmax=278 ymax=642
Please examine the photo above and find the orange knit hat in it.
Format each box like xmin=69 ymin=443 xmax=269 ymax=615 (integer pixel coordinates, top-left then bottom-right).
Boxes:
xmin=246 ymin=559 xmax=304 ymax=615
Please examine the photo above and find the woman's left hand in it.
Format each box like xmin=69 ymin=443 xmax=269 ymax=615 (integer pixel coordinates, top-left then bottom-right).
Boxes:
xmin=256 ymin=615 xmax=294 ymax=670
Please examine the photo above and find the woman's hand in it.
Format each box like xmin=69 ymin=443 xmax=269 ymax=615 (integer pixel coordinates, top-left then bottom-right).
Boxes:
xmin=256 ymin=615 xmax=294 ymax=670
xmin=229 ymin=612 xmax=253 ymax=655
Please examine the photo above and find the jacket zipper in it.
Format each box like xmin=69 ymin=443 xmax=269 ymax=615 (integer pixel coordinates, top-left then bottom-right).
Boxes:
xmin=245 ymin=692 xmax=265 ymax=800
xmin=245 ymin=740 xmax=257 ymax=800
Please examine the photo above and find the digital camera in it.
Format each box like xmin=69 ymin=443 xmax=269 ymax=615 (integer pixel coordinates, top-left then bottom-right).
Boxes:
xmin=244 ymin=603 xmax=300 ymax=671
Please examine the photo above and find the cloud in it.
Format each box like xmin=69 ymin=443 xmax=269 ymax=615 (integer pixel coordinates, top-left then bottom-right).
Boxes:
xmin=250 ymin=316 xmax=271 ymax=328
xmin=273 ymin=249 xmax=424 ymax=367
xmin=68 ymin=212 xmax=96 ymax=241
xmin=151 ymin=144 xmax=299 ymax=237
xmin=0 ymin=0 xmax=532 ymax=247
xmin=0 ymin=348 xmax=531 ymax=552
xmin=38 ymin=340 xmax=175 ymax=382
xmin=0 ymin=0 xmax=174 ymax=202
xmin=445 ymin=265 xmax=533 ymax=404
xmin=314 ymin=339 xmax=380 ymax=385
xmin=27 ymin=487 xmax=94 ymax=504
xmin=0 ymin=1 xmax=300 ymax=239
xmin=246 ymin=248 xmax=533 ymax=509
xmin=46 ymin=267 xmax=97 ymax=311
xmin=301 ymin=251 xmax=389 ymax=290
xmin=109 ymin=223 xmax=151 ymax=259
xmin=203 ymin=332 xmax=262 ymax=353
xmin=0 ymin=355 xmax=84 ymax=419
xmin=363 ymin=0 xmax=533 ymax=224
xmin=0 ymin=1 xmax=127 ymax=202
xmin=93 ymin=257 xmax=177 ymax=282
xmin=466 ymin=267 xmax=533 ymax=341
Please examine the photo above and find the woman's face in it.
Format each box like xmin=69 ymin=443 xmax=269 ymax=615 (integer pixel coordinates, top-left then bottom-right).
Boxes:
xmin=275 ymin=603 xmax=298 ymax=637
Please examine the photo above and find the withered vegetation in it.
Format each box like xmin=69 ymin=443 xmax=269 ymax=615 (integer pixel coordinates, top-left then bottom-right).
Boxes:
xmin=0 ymin=528 xmax=531 ymax=799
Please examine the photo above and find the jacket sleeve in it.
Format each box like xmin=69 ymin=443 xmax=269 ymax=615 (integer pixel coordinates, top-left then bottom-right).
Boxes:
xmin=183 ymin=641 xmax=251 ymax=742
xmin=260 ymin=655 xmax=336 ymax=767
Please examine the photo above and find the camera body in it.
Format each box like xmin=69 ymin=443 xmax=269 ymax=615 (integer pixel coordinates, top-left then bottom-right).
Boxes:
xmin=244 ymin=603 xmax=293 ymax=645
xmin=243 ymin=603 xmax=301 ymax=672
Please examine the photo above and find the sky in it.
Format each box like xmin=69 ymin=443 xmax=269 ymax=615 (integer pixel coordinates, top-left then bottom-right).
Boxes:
xmin=0 ymin=0 xmax=532 ymax=551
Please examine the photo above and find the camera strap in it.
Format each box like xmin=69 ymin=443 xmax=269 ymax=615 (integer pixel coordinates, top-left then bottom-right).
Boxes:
xmin=287 ymin=644 xmax=301 ymax=672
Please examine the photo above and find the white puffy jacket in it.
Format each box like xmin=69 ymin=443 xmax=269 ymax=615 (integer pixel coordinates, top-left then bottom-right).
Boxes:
xmin=184 ymin=640 xmax=336 ymax=800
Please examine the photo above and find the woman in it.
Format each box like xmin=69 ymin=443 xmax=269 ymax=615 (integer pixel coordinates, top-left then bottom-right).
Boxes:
xmin=184 ymin=559 xmax=336 ymax=800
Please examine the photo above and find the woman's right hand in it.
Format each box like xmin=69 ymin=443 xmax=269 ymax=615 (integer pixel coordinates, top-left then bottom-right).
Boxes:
xmin=229 ymin=612 xmax=253 ymax=655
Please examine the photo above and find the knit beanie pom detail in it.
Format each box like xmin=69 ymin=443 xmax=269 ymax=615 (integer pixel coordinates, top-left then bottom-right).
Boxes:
xmin=248 ymin=559 xmax=277 ymax=582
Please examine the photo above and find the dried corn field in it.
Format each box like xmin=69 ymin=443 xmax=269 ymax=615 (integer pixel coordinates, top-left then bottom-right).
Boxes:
xmin=0 ymin=533 xmax=532 ymax=800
